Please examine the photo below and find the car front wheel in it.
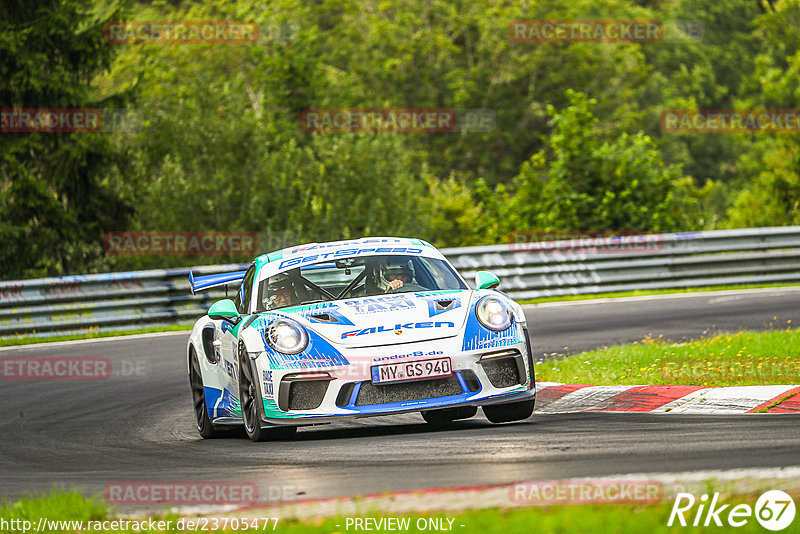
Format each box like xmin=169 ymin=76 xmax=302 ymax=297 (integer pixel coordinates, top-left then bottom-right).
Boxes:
xmin=189 ymin=348 xmax=226 ymax=439
xmin=238 ymin=343 xmax=297 ymax=442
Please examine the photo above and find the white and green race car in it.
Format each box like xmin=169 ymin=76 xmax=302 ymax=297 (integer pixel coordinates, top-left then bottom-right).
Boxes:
xmin=186 ymin=237 xmax=535 ymax=441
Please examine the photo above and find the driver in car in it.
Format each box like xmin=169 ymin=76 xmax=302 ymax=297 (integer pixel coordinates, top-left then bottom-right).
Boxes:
xmin=264 ymin=276 xmax=296 ymax=310
xmin=381 ymin=259 xmax=427 ymax=293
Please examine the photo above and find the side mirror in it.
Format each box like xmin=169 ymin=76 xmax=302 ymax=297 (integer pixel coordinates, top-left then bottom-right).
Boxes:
xmin=208 ymin=299 xmax=240 ymax=321
xmin=475 ymin=271 xmax=500 ymax=290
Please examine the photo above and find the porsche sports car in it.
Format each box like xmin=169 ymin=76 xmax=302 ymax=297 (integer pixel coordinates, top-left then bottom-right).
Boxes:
xmin=186 ymin=237 xmax=535 ymax=441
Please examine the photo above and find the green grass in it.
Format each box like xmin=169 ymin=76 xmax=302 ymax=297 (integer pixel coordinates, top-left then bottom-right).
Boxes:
xmin=0 ymin=324 xmax=191 ymax=347
xmin=536 ymin=327 xmax=800 ymax=387
xmin=1 ymin=491 xmax=792 ymax=533
xmin=0 ymin=492 xmax=110 ymax=532
xmin=519 ymin=282 xmax=800 ymax=304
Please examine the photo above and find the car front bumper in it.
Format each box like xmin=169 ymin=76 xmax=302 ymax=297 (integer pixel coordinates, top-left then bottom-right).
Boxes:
xmin=252 ymin=333 xmax=536 ymax=426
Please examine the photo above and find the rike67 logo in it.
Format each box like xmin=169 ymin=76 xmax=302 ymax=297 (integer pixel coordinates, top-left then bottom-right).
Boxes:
xmin=668 ymin=490 xmax=796 ymax=531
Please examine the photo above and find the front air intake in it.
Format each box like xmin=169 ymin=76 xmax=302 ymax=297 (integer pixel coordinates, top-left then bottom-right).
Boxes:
xmin=278 ymin=374 xmax=332 ymax=411
xmin=287 ymin=381 xmax=329 ymax=410
xmin=355 ymin=375 xmax=463 ymax=406
xmin=335 ymin=383 xmax=356 ymax=407
xmin=479 ymin=349 xmax=525 ymax=388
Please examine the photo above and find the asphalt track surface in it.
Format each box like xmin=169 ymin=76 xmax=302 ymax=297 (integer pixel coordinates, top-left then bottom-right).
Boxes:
xmin=1 ymin=288 xmax=799 ymax=504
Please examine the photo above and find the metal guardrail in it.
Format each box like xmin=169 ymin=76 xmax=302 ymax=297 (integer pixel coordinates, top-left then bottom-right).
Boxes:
xmin=2 ymin=226 xmax=799 ymax=339
xmin=443 ymin=226 xmax=800 ymax=300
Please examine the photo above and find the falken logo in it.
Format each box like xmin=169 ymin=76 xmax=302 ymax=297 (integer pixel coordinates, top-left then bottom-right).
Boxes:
xmin=341 ymin=321 xmax=455 ymax=339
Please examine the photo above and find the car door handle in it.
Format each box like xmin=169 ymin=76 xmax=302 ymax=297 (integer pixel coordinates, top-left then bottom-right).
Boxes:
xmin=212 ymin=340 xmax=222 ymax=348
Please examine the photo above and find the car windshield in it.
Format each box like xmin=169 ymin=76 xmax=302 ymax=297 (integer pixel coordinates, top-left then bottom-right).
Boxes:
xmin=256 ymin=254 xmax=467 ymax=311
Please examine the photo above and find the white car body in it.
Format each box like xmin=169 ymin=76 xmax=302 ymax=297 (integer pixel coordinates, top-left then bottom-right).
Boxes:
xmin=186 ymin=237 xmax=535 ymax=438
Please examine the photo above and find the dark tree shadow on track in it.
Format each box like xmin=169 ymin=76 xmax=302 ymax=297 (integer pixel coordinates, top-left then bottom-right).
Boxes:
xmin=195 ymin=417 xmax=539 ymax=443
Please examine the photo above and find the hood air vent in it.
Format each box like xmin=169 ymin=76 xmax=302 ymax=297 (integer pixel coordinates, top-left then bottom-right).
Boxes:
xmin=434 ymin=299 xmax=455 ymax=312
xmin=309 ymin=313 xmax=338 ymax=323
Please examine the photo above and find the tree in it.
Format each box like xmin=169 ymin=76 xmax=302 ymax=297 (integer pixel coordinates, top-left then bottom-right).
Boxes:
xmin=0 ymin=0 xmax=132 ymax=278
xmin=726 ymin=0 xmax=800 ymax=227
xmin=505 ymin=90 xmax=698 ymax=234
xmin=726 ymin=139 xmax=800 ymax=227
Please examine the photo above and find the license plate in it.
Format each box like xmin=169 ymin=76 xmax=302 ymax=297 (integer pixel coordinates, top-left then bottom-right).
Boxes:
xmin=371 ymin=357 xmax=452 ymax=385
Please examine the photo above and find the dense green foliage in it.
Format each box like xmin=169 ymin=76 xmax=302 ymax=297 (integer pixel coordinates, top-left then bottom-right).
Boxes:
xmin=2 ymin=0 xmax=799 ymax=278
xmin=0 ymin=0 xmax=133 ymax=278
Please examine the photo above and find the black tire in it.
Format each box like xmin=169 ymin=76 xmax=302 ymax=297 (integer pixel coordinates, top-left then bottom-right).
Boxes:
xmin=238 ymin=343 xmax=297 ymax=442
xmin=421 ymin=406 xmax=478 ymax=424
xmin=189 ymin=348 xmax=226 ymax=439
xmin=482 ymin=398 xmax=535 ymax=424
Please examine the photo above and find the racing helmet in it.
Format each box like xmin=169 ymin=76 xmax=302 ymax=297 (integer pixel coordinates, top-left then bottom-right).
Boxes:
xmin=264 ymin=275 xmax=295 ymax=308
xmin=380 ymin=258 xmax=414 ymax=280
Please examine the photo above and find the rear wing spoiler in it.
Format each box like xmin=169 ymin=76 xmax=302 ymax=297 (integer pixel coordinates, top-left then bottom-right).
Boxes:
xmin=189 ymin=270 xmax=248 ymax=295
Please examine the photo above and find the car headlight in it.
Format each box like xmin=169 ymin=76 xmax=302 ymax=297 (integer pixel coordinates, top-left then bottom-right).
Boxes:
xmin=476 ymin=297 xmax=512 ymax=331
xmin=266 ymin=318 xmax=308 ymax=354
